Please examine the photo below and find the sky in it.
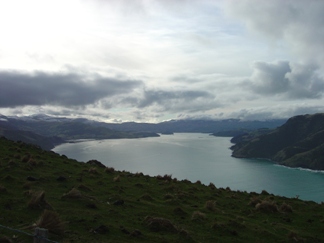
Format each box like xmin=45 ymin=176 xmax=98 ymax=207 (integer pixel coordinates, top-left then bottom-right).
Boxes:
xmin=0 ymin=0 xmax=323 ymax=122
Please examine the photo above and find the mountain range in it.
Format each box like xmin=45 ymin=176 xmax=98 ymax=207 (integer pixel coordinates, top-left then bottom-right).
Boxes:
xmin=0 ymin=114 xmax=286 ymax=150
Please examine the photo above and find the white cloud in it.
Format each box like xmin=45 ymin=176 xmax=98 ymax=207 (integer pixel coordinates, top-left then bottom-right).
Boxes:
xmin=0 ymin=0 xmax=323 ymax=122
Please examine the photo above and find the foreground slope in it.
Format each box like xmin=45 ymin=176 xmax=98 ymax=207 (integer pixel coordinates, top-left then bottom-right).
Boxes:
xmin=0 ymin=137 xmax=324 ymax=242
xmin=231 ymin=113 xmax=324 ymax=170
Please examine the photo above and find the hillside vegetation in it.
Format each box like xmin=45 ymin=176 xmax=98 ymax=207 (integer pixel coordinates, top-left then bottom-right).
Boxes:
xmin=1 ymin=137 xmax=324 ymax=242
xmin=231 ymin=113 xmax=324 ymax=170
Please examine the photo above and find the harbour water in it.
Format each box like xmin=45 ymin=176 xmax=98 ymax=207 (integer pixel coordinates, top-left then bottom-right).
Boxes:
xmin=53 ymin=133 xmax=324 ymax=203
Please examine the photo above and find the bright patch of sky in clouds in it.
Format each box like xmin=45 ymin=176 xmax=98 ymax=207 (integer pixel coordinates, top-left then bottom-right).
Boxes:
xmin=0 ymin=0 xmax=323 ymax=122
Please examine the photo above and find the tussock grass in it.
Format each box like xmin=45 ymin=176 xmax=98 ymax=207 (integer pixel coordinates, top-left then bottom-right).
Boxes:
xmin=113 ymin=175 xmax=121 ymax=182
xmin=145 ymin=216 xmax=178 ymax=233
xmin=22 ymin=181 xmax=33 ymax=189
xmin=255 ymin=200 xmax=278 ymax=213
xmin=208 ymin=182 xmax=216 ymax=190
xmin=21 ymin=155 xmax=31 ymax=163
xmin=191 ymin=211 xmax=206 ymax=222
xmin=248 ymin=196 xmax=262 ymax=207
xmin=88 ymin=167 xmax=99 ymax=174
xmin=1 ymin=137 xmax=324 ymax=242
xmin=0 ymin=184 xmax=7 ymax=193
xmin=205 ymin=200 xmax=216 ymax=211
xmin=140 ymin=193 xmax=154 ymax=201
xmin=157 ymin=174 xmax=173 ymax=182
xmin=279 ymin=202 xmax=293 ymax=213
xmin=61 ymin=188 xmax=82 ymax=199
xmin=33 ymin=210 xmax=65 ymax=236
xmin=195 ymin=180 xmax=202 ymax=185
xmin=77 ymin=184 xmax=92 ymax=192
xmin=27 ymin=158 xmax=38 ymax=167
xmin=134 ymin=172 xmax=144 ymax=177
xmin=164 ymin=193 xmax=174 ymax=200
xmin=27 ymin=191 xmax=53 ymax=210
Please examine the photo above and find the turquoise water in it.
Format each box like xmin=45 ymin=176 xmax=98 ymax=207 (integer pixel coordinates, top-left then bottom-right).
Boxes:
xmin=53 ymin=133 xmax=324 ymax=203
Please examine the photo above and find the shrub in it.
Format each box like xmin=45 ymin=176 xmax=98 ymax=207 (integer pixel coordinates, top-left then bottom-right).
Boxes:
xmin=34 ymin=210 xmax=65 ymax=236
xmin=195 ymin=180 xmax=202 ymax=185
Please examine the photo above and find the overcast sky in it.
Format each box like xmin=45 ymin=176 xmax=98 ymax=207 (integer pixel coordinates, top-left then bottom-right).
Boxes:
xmin=0 ymin=0 xmax=323 ymax=122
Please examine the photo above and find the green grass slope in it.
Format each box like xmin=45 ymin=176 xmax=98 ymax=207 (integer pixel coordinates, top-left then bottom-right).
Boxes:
xmin=1 ymin=137 xmax=324 ymax=242
xmin=232 ymin=113 xmax=324 ymax=170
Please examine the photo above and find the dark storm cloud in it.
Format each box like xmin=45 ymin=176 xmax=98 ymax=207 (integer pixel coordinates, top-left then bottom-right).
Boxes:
xmin=250 ymin=61 xmax=290 ymax=95
xmin=248 ymin=61 xmax=324 ymax=99
xmin=138 ymin=90 xmax=215 ymax=110
xmin=0 ymin=70 xmax=142 ymax=107
xmin=117 ymin=89 xmax=219 ymax=113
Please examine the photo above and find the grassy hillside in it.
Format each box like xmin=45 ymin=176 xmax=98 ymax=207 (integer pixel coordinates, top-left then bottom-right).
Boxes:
xmin=231 ymin=113 xmax=324 ymax=170
xmin=1 ymin=137 xmax=324 ymax=242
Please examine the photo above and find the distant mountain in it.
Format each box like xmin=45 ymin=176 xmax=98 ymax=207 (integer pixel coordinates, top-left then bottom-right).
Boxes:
xmin=231 ymin=113 xmax=324 ymax=170
xmin=0 ymin=118 xmax=64 ymax=150
xmin=100 ymin=118 xmax=286 ymax=134
xmin=6 ymin=114 xmax=286 ymax=133
xmin=0 ymin=114 xmax=159 ymax=150
xmin=1 ymin=113 xmax=286 ymax=150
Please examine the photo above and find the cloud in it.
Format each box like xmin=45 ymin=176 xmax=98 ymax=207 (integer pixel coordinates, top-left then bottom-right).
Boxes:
xmin=228 ymin=104 xmax=324 ymax=121
xmin=226 ymin=0 xmax=324 ymax=66
xmin=0 ymin=70 xmax=142 ymax=108
xmin=136 ymin=89 xmax=219 ymax=112
xmin=247 ymin=61 xmax=324 ymax=99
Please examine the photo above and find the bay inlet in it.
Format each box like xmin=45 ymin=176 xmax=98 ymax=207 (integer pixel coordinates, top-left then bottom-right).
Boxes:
xmin=53 ymin=133 xmax=324 ymax=203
